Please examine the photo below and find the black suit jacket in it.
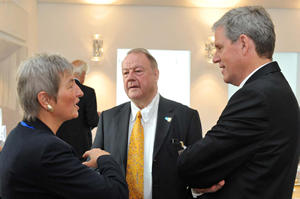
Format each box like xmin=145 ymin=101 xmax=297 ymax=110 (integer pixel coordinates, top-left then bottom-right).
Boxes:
xmin=57 ymin=80 xmax=99 ymax=160
xmin=0 ymin=119 xmax=128 ymax=199
xmin=178 ymin=62 xmax=300 ymax=199
xmin=93 ymin=96 xmax=202 ymax=199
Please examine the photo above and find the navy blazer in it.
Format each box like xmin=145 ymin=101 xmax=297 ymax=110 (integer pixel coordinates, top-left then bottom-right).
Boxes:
xmin=0 ymin=119 xmax=128 ymax=199
xmin=178 ymin=62 xmax=300 ymax=199
xmin=93 ymin=96 xmax=202 ymax=199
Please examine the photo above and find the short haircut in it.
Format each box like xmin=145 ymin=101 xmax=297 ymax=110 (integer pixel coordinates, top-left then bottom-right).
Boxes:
xmin=125 ymin=48 xmax=158 ymax=69
xmin=17 ymin=53 xmax=73 ymax=121
xmin=213 ymin=6 xmax=276 ymax=59
xmin=72 ymin=60 xmax=89 ymax=76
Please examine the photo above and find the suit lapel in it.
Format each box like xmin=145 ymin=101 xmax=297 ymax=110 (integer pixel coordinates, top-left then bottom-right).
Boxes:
xmin=113 ymin=103 xmax=131 ymax=170
xmin=153 ymin=96 xmax=175 ymax=158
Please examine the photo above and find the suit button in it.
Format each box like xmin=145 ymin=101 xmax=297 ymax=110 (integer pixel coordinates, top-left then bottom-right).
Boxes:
xmin=153 ymin=159 xmax=156 ymax=162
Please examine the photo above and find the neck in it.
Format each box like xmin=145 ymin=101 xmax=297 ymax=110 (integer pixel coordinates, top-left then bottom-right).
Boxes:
xmin=247 ymin=57 xmax=271 ymax=76
xmin=236 ymin=57 xmax=272 ymax=86
xmin=134 ymin=91 xmax=157 ymax=110
xmin=37 ymin=111 xmax=62 ymax=135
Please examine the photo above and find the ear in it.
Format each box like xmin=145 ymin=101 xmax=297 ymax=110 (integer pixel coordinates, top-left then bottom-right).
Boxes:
xmin=239 ymin=34 xmax=250 ymax=56
xmin=37 ymin=91 xmax=52 ymax=111
xmin=154 ymin=68 xmax=159 ymax=82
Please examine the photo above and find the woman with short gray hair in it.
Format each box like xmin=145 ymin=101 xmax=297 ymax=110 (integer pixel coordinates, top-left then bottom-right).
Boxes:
xmin=0 ymin=54 xmax=128 ymax=199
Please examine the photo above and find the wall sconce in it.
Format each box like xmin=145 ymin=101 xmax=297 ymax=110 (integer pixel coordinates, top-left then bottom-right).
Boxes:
xmin=204 ymin=36 xmax=215 ymax=63
xmin=91 ymin=34 xmax=103 ymax=61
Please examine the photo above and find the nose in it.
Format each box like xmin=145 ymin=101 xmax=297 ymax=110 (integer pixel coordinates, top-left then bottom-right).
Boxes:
xmin=212 ymin=52 xmax=220 ymax=64
xmin=127 ymin=70 xmax=135 ymax=79
xmin=124 ymin=70 xmax=136 ymax=83
xmin=75 ymin=83 xmax=84 ymax=97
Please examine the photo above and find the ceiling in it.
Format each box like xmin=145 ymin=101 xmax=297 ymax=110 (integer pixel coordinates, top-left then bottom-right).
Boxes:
xmin=38 ymin=0 xmax=300 ymax=9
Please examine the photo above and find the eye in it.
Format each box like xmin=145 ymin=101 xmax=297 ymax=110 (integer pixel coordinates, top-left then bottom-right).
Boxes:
xmin=135 ymin=68 xmax=143 ymax=74
xmin=68 ymin=80 xmax=75 ymax=89
xmin=215 ymin=45 xmax=222 ymax=51
xmin=123 ymin=71 xmax=129 ymax=76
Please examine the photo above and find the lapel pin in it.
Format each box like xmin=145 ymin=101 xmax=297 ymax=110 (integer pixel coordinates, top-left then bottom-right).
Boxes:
xmin=164 ymin=116 xmax=172 ymax=122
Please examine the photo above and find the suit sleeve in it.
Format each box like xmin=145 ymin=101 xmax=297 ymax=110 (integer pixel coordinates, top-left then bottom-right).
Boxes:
xmin=177 ymin=88 xmax=268 ymax=188
xmin=92 ymin=112 xmax=105 ymax=149
xmin=186 ymin=109 xmax=203 ymax=146
xmin=85 ymin=88 xmax=99 ymax=129
xmin=41 ymin=139 xmax=128 ymax=199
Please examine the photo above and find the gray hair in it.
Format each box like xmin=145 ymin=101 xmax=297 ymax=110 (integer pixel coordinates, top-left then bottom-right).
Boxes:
xmin=72 ymin=60 xmax=89 ymax=76
xmin=125 ymin=48 xmax=158 ymax=69
xmin=213 ymin=6 xmax=275 ymax=59
xmin=17 ymin=53 xmax=73 ymax=121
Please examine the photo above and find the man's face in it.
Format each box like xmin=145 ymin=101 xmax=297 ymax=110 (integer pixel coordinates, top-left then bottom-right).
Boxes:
xmin=213 ymin=26 xmax=244 ymax=86
xmin=122 ymin=53 xmax=159 ymax=106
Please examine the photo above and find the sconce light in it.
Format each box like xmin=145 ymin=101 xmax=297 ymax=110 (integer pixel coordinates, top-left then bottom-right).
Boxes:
xmin=204 ymin=36 xmax=215 ymax=63
xmin=91 ymin=34 xmax=103 ymax=61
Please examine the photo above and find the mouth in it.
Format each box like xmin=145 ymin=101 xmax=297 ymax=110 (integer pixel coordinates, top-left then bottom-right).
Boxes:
xmin=219 ymin=64 xmax=225 ymax=69
xmin=75 ymin=100 xmax=80 ymax=109
xmin=128 ymin=84 xmax=139 ymax=89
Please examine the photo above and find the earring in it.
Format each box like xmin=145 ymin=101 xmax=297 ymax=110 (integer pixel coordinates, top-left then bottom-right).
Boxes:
xmin=47 ymin=104 xmax=54 ymax=112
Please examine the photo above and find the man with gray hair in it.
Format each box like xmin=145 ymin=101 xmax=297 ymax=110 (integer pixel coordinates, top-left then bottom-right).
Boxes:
xmin=177 ymin=6 xmax=300 ymax=199
xmin=93 ymin=48 xmax=203 ymax=199
xmin=57 ymin=59 xmax=99 ymax=161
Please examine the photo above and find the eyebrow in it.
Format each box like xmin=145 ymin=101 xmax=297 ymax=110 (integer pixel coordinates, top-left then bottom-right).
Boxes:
xmin=122 ymin=65 xmax=143 ymax=70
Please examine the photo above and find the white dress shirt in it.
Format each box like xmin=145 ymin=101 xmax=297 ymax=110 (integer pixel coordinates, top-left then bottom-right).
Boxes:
xmin=128 ymin=93 xmax=160 ymax=199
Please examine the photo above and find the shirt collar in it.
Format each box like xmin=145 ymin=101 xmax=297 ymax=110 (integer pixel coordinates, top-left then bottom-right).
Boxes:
xmin=130 ymin=92 xmax=160 ymax=122
xmin=238 ymin=61 xmax=273 ymax=89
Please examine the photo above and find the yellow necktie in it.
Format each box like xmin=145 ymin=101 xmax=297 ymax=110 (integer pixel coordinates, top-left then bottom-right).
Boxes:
xmin=126 ymin=111 xmax=144 ymax=199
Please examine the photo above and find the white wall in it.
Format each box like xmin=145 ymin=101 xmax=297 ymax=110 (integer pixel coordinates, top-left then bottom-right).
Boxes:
xmin=0 ymin=0 xmax=38 ymax=133
xmin=38 ymin=3 xmax=300 ymax=133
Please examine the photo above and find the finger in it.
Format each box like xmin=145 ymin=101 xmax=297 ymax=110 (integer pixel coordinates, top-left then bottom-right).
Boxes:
xmin=82 ymin=161 xmax=91 ymax=167
xmin=219 ymin=180 xmax=225 ymax=186
xmin=193 ymin=188 xmax=204 ymax=193
xmin=196 ymin=185 xmax=217 ymax=193
xmin=82 ymin=151 xmax=90 ymax=158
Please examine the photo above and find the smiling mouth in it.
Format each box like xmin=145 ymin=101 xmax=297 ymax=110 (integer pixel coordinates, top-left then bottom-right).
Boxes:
xmin=74 ymin=105 xmax=79 ymax=111
xmin=75 ymin=100 xmax=80 ymax=108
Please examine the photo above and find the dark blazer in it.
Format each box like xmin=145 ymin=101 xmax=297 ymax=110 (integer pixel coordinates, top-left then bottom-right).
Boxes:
xmin=0 ymin=119 xmax=128 ymax=199
xmin=177 ymin=62 xmax=300 ymax=199
xmin=57 ymin=79 xmax=99 ymax=160
xmin=93 ymin=96 xmax=202 ymax=199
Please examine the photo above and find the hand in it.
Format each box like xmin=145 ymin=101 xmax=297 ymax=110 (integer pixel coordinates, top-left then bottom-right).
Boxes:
xmin=193 ymin=180 xmax=225 ymax=194
xmin=82 ymin=148 xmax=110 ymax=168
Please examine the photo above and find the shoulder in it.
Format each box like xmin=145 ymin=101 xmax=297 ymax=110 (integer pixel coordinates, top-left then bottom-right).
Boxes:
xmin=160 ymin=96 xmax=197 ymax=113
xmin=2 ymin=125 xmax=73 ymax=166
xmin=33 ymin=128 xmax=72 ymax=154
xmin=102 ymin=102 xmax=130 ymax=115
xmin=80 ymin=84 xmax=95 ymax=94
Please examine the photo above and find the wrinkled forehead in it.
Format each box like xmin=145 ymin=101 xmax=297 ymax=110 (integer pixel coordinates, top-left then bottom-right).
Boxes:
xmin=122 ymin=53 xmax=150 ymax=69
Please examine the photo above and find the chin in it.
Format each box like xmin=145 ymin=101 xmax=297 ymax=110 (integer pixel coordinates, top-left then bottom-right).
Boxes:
xmin=128 ymin=94 xmax=140 ymax=100
xmin=71 ymin=112 xmax=79 ymax=119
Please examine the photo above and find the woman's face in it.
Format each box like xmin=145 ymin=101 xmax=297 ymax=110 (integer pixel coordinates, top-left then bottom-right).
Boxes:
xmin=51 ymin=71 xmax=83 ymax=123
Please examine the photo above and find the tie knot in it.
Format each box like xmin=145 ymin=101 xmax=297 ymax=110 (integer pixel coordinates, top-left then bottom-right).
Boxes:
xmin=136 ymin=111 xmax=142 ymax=119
